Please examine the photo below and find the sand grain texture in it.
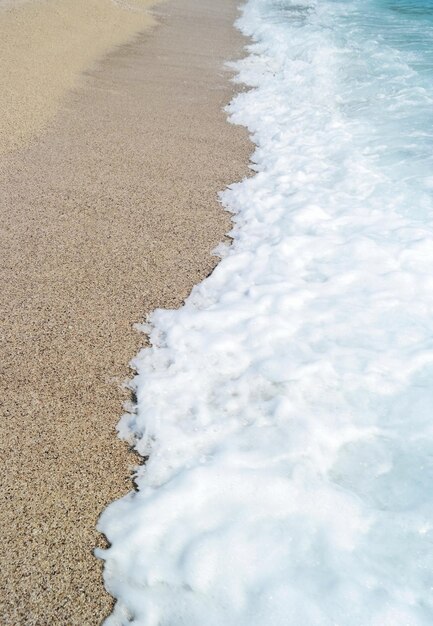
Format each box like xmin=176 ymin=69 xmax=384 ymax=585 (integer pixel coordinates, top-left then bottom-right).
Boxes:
xmin=0 ymin=0 xmax=250 ymax=623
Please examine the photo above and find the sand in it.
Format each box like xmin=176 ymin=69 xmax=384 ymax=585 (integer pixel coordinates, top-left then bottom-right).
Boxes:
xmin=0 ymin=0 xmax=251 ymax=623
xmin=0 ymin=0 xmax=156 ymax=154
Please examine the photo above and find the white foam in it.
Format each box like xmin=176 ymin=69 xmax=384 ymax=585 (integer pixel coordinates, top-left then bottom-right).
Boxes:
xmin=98 ymin=0 xmax=433 ymax=623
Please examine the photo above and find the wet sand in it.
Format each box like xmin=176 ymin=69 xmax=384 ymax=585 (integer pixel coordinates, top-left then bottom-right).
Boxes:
xmin=0 ymin=0 xmax=250 ymax=623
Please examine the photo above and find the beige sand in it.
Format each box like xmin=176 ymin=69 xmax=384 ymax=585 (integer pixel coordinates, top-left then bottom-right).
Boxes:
xmin=0 ymin=0 xmax=156 ymax=154
xmin=0 ymin=0 xmax=251 ymax=623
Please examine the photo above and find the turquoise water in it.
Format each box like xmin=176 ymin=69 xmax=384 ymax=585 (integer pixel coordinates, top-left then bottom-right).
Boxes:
xmin=339 ymin=0 xmax=433 ymax=202
xmin=265 ymin=0 xmax=433 ymax=219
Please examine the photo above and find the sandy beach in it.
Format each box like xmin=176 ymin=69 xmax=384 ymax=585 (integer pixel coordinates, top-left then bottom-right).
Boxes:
xmin=0 ymin=0 xmax=156 ymax=154
xmin=0 ymin=0 xmax=250 ymax=623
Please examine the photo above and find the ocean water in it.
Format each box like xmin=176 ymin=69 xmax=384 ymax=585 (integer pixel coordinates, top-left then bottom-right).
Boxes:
xmin=98 ymin=1 xmax=433 ymax=624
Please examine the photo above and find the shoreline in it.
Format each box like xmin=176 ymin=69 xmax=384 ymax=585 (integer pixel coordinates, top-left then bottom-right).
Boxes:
xmin=0 ymin=0 xmax=251 ymax=623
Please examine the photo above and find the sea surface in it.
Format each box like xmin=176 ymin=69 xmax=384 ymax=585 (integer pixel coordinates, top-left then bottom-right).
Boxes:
xmin=99 ymin=1 xmax=433 ymax=624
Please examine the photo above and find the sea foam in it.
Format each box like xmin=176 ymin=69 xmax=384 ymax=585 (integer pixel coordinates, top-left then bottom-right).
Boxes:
xmin=98 ymin=0 xmax=433 ymax=623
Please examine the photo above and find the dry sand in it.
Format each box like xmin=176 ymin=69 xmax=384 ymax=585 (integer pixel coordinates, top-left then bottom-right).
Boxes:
xmin=0 ymin=0 xmax=251 ymax=623
xmin=0 ymin=0 xmax=156 ymax=154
